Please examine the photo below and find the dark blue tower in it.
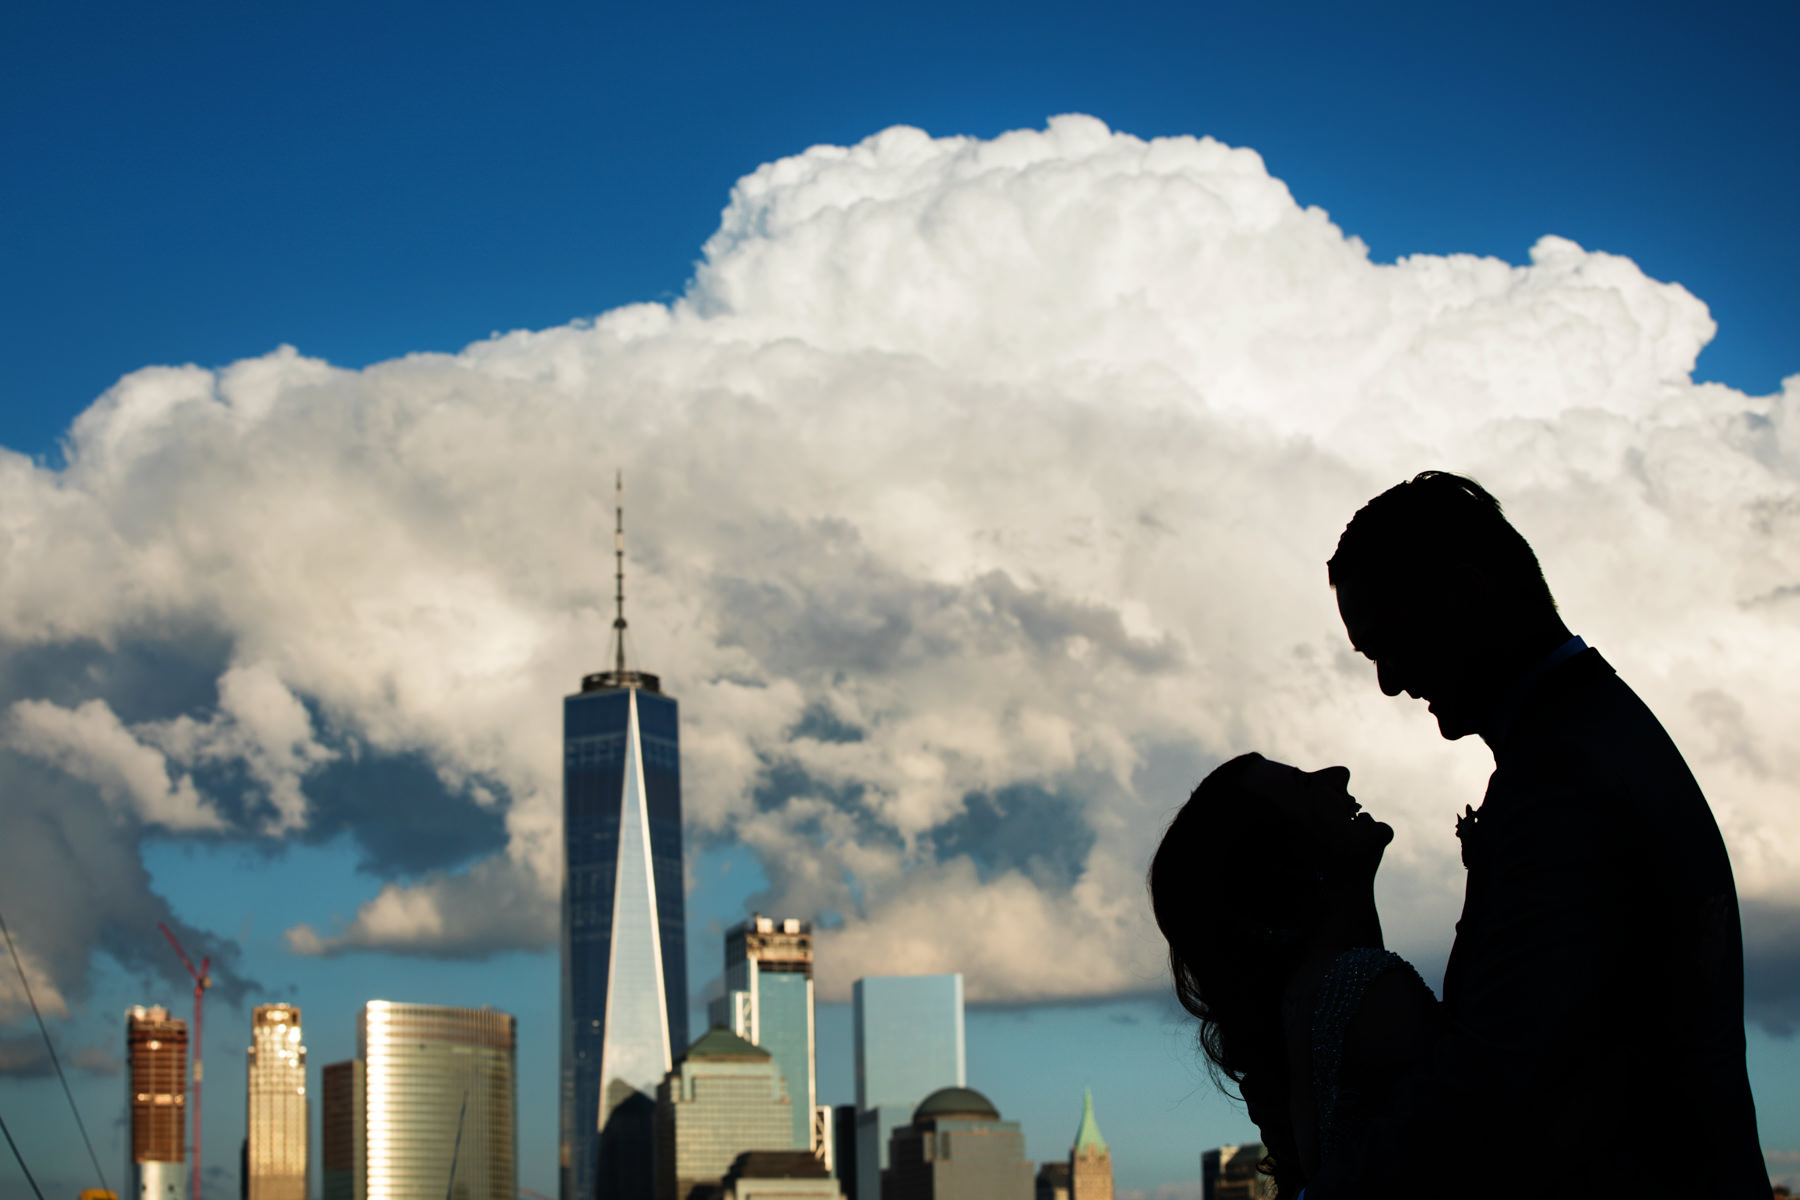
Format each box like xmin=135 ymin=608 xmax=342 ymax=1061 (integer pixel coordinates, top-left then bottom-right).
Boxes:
xmin=560 ymin=476 xmax=688 ymax=1200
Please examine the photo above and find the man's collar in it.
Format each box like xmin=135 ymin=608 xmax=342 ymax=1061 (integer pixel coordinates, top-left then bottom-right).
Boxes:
xmin=1479 ymin=634 xmax=1587 ymax=753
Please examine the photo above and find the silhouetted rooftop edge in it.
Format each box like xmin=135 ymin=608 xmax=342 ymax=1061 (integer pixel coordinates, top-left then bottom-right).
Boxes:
xmin=582 ymin=668 xmax=661 ymax=693
xmin=723 ymin=1150 xmax=829 ymax=1181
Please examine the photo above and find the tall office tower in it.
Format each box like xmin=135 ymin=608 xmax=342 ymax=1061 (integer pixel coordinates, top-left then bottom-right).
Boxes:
xmin=880 ymin=1087 xmax=1033 ymax=1200
xmin=712 ymin=914 xmax=817 ymax=1153
xmin=1067 ymin=1090 xmax=1111 ymax=1200
xmin=1200 ymin=1145 xmax=1272 ymax=1200
xmin=831 ymin=1105 xmax=857 ymax=1199
xmin=245 ymin=1005 xmax=307 ymax=1200
xmin=562 ymin=478 xmax=688 ymax=1200
xmin=320 ymin=1061 xmax=364 ymax=1200
xmin=127 ymin=1005 xmax=188 ymax=1200
xmin=851 ymin=976 xmax=964 ymax=1200
xmin=361 ymin=1002 xmax=516 ymax=1200
xmin=653 ymin=1028 xmax=794 ymax=1200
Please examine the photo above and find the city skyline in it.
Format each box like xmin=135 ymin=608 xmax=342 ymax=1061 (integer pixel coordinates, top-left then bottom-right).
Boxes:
xmin=86 ymin=965 xmax=1092 ymax=1200
xmin=3 ymin=2 xmax=1799 ymax=1197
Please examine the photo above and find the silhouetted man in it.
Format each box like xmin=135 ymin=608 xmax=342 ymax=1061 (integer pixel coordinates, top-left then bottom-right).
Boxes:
xmin=1318 ymin=471 xmax=1766 ymax=1198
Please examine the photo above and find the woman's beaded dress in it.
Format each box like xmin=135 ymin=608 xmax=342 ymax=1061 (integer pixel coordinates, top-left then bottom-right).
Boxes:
xmin=1310 ymin=946 xmax=1438 ymax=1166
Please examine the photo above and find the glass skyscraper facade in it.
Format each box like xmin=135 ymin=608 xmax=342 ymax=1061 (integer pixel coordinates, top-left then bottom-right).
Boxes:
xmin=851 ymin=975 xmax=964 ymax=1200
xmin=562 ymin=671 xmax=688 ymax=1200
xmin=245 ymin=1004 xmax=307 ymax=1200
xmin=321 ymin=1060 xmax=364 ymax=1200
xmin=360 ymin=1001 xmax=516 ymax=1200
xmin=713 ymin=915 xmax=816 ymax=1153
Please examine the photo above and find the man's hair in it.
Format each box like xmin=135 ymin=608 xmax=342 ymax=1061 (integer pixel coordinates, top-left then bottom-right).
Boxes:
xmin=1327 ymin=470 xmax=1557 ymax=619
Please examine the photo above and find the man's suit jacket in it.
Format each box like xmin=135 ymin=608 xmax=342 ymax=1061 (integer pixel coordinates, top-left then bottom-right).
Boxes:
xmin=1315 ymin=648 xmax=1766 ymax=1198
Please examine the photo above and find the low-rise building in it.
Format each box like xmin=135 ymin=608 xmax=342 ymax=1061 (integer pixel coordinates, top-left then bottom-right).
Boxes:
xmin=719 ymin=1150 xmax=843 ymax=1199
xmin=1201 ymin=1144 xmax=1274 ymax=1200
xmin=656 ymin=1027 xmax=796 ymax=1200
xmin=881 ymin=1087 xmax=1032 ymax=1200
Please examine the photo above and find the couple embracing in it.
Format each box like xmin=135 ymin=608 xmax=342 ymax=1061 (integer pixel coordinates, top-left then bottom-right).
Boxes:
xmin=1151 ymin=472 xmax=1769 ymax=1199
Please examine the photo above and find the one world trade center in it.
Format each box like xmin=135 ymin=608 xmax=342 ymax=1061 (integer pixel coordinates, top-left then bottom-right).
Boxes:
xmin=561 ymin=476 xmax=687 ymax=1200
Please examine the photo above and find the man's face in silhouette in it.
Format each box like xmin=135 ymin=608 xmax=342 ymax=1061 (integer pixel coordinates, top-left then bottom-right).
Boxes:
xmin=1335 ymin=574 xmax=1483 ymax=740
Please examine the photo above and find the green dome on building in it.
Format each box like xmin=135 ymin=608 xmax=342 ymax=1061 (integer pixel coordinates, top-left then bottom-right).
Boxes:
xmin=679 ymin=1025 xmax=770 ymax=1063
xmin=913 ymin=1085 xmax=1000 ymax=1122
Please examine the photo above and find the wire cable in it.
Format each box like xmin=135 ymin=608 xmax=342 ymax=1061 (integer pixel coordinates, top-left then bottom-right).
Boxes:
xmin=0 ymin=1108 xmax=48 ymax=1200
xmin=0 ymin=907 xmax=110 ymax=1193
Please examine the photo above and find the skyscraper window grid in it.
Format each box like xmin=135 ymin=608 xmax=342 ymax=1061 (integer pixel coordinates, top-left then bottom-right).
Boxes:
xmin=359 ymin=1001 xmax=516 ymax=1200
xmin=245 ymin=1004 xmax=307 ymax=1200
xmin=320 ymin=1060 xmax=364 ymax=1200
xmin=654 ymin=1028 xmax=796 ymax=1200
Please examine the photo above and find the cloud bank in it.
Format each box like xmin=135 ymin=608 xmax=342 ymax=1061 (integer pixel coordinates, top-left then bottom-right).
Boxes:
xmin=2 ymin=115 xmax=1797 ymax=1029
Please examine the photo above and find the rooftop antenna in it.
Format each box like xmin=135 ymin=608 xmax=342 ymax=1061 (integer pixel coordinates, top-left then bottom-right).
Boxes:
xmin=612 ymin=470 xmax=627 ymax=676
xmin=581 ymin=470 xmax=660 ymax=694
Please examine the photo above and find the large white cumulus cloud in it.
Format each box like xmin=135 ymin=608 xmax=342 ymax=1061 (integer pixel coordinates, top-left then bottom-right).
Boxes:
xmin=2 ymin=115 xmax=1797 ymax=1019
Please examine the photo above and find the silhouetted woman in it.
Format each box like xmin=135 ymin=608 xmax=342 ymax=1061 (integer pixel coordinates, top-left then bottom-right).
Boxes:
xmin=1149 ymin=753 xmax=1440 ymax=1198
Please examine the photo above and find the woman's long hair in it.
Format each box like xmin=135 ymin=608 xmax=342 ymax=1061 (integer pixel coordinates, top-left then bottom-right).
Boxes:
xmin=1149 ymin=752 xmax=1329 ymax=1198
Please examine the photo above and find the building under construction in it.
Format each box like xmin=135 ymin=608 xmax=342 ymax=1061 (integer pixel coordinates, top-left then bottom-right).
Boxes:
xmin=127 ymin=1004 xmax=188 ymax=1200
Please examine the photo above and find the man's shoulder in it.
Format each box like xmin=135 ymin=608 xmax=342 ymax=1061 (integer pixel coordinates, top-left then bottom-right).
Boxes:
xmin=1498 ymin=655 xmax=1690 ymax=790
xmin=1480 ymin=657 xmax=1734 ymax=892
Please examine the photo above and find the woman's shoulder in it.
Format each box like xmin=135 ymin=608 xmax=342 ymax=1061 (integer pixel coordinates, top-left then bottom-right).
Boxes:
xmin=1336 ymin=952 xmax=1440 ymax=1091
xmin=1312 ymin=949 xmax=1422 ymax=1032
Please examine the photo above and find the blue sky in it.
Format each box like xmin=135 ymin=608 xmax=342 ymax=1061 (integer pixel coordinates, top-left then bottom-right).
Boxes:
xmin=2 ymin=1 xmax=1797 ymax=1197
xmin=5 ymin=0 xmax=1795 ymax=461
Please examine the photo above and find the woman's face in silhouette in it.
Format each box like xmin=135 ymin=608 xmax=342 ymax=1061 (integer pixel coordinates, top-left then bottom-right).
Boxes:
xmin=1237 ymin=758 xmax=1394 ymax=867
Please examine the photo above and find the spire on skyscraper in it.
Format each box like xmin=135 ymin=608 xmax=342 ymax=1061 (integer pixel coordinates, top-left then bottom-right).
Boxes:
xmin=1069 ymin=1087 xmax=1114 ymax=1200
xmin=1073 ymin=1087 xmax=1107 ymax=1153
xmin=612 ymin=469 xmax=627 ymax=677
xmin=584 ymin=470 xmax=659 ymax=694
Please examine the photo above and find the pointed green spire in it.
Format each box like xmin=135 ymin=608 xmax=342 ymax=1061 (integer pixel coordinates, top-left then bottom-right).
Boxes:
xmin=1073 ymin=1086 xmax=1108 ymax=1153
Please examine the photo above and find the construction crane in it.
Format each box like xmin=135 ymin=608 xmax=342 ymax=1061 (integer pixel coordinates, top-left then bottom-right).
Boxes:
xmin=158 ymin=923 xmax=211 ymax=1200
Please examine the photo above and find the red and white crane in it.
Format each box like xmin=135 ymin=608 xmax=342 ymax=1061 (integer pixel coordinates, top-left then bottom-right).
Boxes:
xmin=158 ymin=922 xmax=211 ymax=1200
